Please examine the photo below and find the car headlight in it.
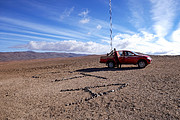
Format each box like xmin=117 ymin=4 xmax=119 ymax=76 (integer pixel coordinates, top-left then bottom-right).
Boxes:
xmin=147 ymin=56 xmax=152 ymax=60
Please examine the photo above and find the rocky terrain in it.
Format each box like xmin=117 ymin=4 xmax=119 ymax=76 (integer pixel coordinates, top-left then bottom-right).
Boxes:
xmin=0 ymin=55 xmax=179 ymax=119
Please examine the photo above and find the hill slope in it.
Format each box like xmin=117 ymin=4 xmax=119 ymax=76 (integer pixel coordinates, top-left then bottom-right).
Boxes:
xmin=0 ymin=51 xmax=87 ymax=62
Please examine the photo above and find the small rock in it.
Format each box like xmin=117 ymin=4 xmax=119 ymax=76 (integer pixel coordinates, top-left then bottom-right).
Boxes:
xmin=103 ymin=92 xmax=107 ymax=95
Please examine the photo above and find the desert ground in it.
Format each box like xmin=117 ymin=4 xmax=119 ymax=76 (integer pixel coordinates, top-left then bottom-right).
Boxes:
xmin=0 ymin=55 xmax=179 ymax=120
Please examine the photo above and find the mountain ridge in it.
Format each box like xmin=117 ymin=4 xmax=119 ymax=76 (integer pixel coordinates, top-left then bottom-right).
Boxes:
xmin=0 ymin=51 xmax=87 ymax=62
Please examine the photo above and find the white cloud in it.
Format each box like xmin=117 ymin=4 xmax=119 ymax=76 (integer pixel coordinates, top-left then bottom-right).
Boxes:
xmin=96 ymin=25 xmax=102 ymax=30
xmin=78 ymin=9 xmax=89 ymax=17
xmin=147 ymin=0 xmax=180 ymax=55
xmin=172 ymin=29 xmax=180 ymax=42
xmin=0 ymin=17 xmax=88 ymax=40
xmin=172 ymin=23 xmax=180 ymax=43
xmin=2 ymin=17 xmax=179 ymax=55
xmin=128 ymin=0 xmax=144 ymax=29
xmin=60 ymin=7 xmax=74 ymax=20
xmin=23 ymin=40 xmax=109 ymax=54
xmin=108 ymin=31 xmax=180 ymax=55
xmin=78 ymin=9 xmax=90 ymax=24
xmin=0 ymin=15 xmax=134 ymax=47
xmin=79 ymin=18 xmax=90 ymax=24
xmin=0 ymin=32 xmax=58 ymax=42
xmin=170 ymin=23 xmax=180 ymax=54
xmin=150 ymin=0 xmax=178 ymax=38
xmin=16 ymin=30 xmax=180 ymax=55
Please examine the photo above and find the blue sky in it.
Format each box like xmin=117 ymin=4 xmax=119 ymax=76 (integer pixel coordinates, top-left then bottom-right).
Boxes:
xmin=0 ymin=0 xmax=180 ymax=55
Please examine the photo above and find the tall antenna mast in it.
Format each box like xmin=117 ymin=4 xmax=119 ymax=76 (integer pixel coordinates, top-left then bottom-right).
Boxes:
xmin=109 ymin=0 xmax=113 ymax=51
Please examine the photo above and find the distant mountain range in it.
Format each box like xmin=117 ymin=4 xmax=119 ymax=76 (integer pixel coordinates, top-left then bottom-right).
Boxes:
xmin=0 ymin=51 xmax=87 ymax=62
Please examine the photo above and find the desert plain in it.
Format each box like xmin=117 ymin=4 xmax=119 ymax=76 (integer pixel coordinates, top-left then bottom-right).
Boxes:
xmin=0 ymin=55 xmax=180 ymax=120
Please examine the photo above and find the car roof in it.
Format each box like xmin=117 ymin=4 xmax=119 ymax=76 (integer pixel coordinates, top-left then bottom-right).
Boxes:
xmin=117 ymin=50 xmax=131 ymax=52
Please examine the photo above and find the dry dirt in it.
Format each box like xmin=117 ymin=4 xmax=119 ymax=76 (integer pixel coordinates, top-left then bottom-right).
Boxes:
xmin=0 ymin=55 xmax=180 ymax=120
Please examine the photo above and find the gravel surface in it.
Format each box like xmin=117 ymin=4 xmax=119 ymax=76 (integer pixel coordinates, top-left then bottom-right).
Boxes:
xmin=0 ymin=55 xmax=180 ymax=120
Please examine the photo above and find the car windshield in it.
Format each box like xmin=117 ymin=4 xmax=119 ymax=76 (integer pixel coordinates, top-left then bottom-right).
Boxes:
xmin=131 ymin=51 xmax=139 ymax=55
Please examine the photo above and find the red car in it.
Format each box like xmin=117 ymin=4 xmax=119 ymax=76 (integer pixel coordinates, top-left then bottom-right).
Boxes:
xmin=100 ymin=50 xmax=152 ymax=68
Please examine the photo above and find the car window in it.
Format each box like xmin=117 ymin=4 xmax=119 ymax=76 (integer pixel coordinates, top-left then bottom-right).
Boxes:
xmin=118 ymin=51 xmax=123 ymax=56
xmin=124 ymin=51 xmax=135 ymax=56
xmin=124 ymin=51 xmax=128 ymax=56
xmin=128 ymin=52 xmax=134 ymax=56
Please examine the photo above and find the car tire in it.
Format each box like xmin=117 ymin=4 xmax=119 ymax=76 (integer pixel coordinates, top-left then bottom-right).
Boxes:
xmin=138 ymin=60 xmax=146 ymax=68
xmin=108 ymin=61 xmax=114 ymax=68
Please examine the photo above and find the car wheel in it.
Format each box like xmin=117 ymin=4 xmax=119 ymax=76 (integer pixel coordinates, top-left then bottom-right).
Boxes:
xmin=108 ymin=62 xmax=114 ymax=68
xmin=138 ymin=61 xmax=146 ymax=68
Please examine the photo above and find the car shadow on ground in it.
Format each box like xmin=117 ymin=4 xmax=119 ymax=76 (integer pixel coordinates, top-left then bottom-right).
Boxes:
xmin=76 ymin=67 xmax=140 ymax=73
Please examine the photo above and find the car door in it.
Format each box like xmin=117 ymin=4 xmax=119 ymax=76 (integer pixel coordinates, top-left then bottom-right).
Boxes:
xmin=117 ymin=51 xmax=125 ymax=63
xmin=124 ymin=51 xmax=138 ymax=64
